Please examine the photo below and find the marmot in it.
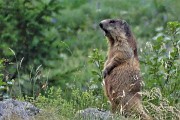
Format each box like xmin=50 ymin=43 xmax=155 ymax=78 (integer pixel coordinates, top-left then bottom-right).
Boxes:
xmin=99 ymin=19 xmax=152 ymax=120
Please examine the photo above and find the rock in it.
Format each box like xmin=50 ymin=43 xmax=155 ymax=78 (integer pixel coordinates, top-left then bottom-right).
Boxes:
xmin=0 ymin=99 xmax=39 ymax=120
xmin=75 ymin=108 xmax=113 ymax=120
xmin=75 ymin=108 xmax=131 ymax=120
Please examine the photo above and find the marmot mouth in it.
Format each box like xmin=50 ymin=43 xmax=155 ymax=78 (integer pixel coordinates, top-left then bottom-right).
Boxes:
xmin=103 ymin=29 xmax=113 ymax=38
xmin=103 ymin=29 xmax=109 ymax=36
xmin=100 ymin=27 xmax=110 ymax=37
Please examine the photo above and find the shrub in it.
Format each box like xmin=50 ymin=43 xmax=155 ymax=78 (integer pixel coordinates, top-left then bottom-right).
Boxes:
xmin=140 ymin=21 xmax=180 ymax=105
xmin=0 ymin=0 xmax=62 ymax=98
xmin=0 ymin=0 xmax=62 ymax=67
xmin=139 ymin=21 xmax=180 ymax=119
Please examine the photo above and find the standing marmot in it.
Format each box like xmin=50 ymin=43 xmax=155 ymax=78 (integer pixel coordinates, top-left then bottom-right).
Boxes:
xmin=99 ymin=19 xmax=152 ymax=120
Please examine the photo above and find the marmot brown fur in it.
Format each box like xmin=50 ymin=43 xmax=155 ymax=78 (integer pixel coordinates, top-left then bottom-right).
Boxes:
xmin=99 ymin=19 xmax=152 ymax=120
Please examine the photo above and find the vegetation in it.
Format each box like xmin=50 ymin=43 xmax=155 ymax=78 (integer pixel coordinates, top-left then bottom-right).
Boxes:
xmin=0 ymin=0 xmax=179 ymax=119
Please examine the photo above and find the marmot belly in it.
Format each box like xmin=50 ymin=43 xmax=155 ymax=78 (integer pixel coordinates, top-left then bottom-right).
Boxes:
xmin=104 ymin=62 xmax=141 ymax=105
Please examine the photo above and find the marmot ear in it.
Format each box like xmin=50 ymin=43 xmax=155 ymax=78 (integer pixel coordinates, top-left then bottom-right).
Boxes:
xmin=123 ymin=22 xmax=131 ymax=37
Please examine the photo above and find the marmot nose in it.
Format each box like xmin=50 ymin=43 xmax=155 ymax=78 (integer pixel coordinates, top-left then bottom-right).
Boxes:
xmin=99 ymin=22 xmax=103 ymax=29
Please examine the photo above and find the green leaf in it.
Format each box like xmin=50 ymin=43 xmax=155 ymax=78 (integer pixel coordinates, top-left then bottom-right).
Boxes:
xmin=91 ymin=70 xmax=99 ymax=76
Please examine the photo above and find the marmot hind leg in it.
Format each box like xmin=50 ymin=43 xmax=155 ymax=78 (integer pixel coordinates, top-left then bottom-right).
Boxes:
xmin=125 ymin=96 xmax=153 ymax=120
xmin=111 ymin=94 xmax=152 ymax=120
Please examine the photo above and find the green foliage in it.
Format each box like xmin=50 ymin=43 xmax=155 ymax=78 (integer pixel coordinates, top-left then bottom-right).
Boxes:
xmin=0 ymin=0 xmax=62 ymax=98
xmin=0 ymin=58 xmax=15 ymax=99
xmin=0 ymin=59 xmax=4 ymax=86
xmin=0 ymin=59 xmax=5 ymax=100
xmin=140 ymin=21 xmax=180 ymax=105
xmin=0 ymin=0 xmax=62 ymax=65
xmin=35 ymin=87 xmax=75 ymax=117
xmin=33 ymin=86 xmax=108 ymax=120
xmin=88 ymin=49 xmax=104 ymax=92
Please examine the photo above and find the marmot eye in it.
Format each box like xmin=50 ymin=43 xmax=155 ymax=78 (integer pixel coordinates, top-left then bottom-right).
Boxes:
xmin=109 ymin=20 xmax=116 ymax=24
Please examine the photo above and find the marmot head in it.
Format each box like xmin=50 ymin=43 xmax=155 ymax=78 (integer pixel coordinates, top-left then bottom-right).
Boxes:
xmin=99 ymin=19 xmax=131 ymax=45
xmin=99 ymin=19 xmax=139 ymax=60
